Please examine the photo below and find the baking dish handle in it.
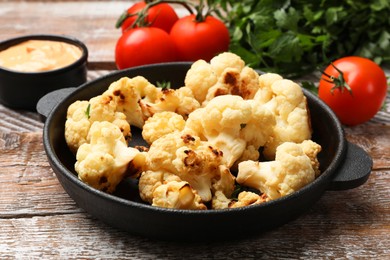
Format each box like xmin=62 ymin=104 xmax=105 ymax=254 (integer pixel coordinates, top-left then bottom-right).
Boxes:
xmin=36 ymin=87 xmax=76 ymax=122
xmin=327 ymin=141 xmax=372 ymax=190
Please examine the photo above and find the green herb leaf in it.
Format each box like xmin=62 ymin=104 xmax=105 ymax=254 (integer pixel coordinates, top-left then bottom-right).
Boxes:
xmin=213 ymin=0 xmax=390 ymax=78
xmin=85 ymin=103 xmax=91 ymax=119
xmin=156 ymin=81 xmax=171 ymax=90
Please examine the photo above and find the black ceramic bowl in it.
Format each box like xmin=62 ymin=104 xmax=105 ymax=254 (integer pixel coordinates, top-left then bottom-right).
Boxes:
xmin=0 ymin=34 xmax=88 ymax=110
xmin=38 ymin=63 xmax=372 ymax=241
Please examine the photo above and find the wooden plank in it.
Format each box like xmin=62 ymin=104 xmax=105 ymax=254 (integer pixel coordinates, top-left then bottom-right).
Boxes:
xmin=0 ymin=169 xmax=389 ymax=259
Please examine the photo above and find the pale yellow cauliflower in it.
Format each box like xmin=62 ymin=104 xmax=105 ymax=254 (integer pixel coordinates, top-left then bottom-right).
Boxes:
xmin=142 ymin=111 xmax=186 ymax=144
xmin=185 ymin=95 xmax=275 ymax=168
xmin=65 ymin=97 xmax=131 ymax=154
xmin=144 ymin=132 xmax=235 ymax=203
xmin=138 ymin=170 xmax=206 ymax=210
xmin=212 ymin=190 xmax=267 ymax=209
xmin=254 ymin=75 xmax=312 ymax=159
xmin=152 ymin=181 xmax=206 ymax=210
xmin=185 ymin=52 xmax=260 ymax=105
xmin=75 ymin=121 xmax=140 ymax=193
xmin=101 ymin=76 xmax=199 ymax=127
xmin=236 ymin=140 xmax=321 ymax=200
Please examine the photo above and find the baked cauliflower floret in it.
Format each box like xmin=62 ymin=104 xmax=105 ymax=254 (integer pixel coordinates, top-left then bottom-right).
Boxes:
xmin=139 ymin=170 xmax=182 ymax=204
xmin=256 ymin=73 xmax=284 ymax=104
xmin=153 ymin=180 xmax=207 ymax=210
xmin=185 ymin=95 xmax=275 ymax=168
xmin=174 ymin=86 xmax=201 ymax=118
xmin=185 ymin=95 xmax=251 ymax=167
xmin=142 ymin=111 xmax=186 ymax=144
xmin=255 ymin=78 xmax=312 ymax=159
xmin=100 ymin=76 xmax=160 ymax=128
xmin=212 ymin=190 xmax=267 ymax=209
xmin=103 ymin=76 xmax=199 ymax=127
xmin=237 ymin=99 xmax=276 ymax=165
xmin=75 ymin=121 xmax=139 ymax=193
xmin=185 ymin=52 xmax=259 ymax=105
xmin=299 ymin=139 xmax=322 ymax=176
xmin=236 ymin=141 xmax=321 ymax=200
xmin=65 ymin=97 xmax=131 ymax=154
xmin=65 ymin=100 xmax=91 ymax=153
xmin=145 ymin=132 xmax=235 ymax=203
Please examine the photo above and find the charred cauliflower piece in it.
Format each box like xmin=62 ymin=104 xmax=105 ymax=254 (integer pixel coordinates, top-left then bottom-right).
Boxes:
xmin=153 ymin=180 xmax=207 ymax=210
xmin=236 ymin=141 xmax=321 ymax=200
xmin=212 ymin=190 xmax=267 ymax=209
xmin=144 ymin=132 xmax=235 ymax=203
xmin=102 ymin=76 xmax=199 ymax=127
xmin=75 ymin=121 xmax=140 ymax=193
xmin=185 ymin=52 xmax=259 ymax=105
xmin=185 ymin=95 xmax=275 ymax=168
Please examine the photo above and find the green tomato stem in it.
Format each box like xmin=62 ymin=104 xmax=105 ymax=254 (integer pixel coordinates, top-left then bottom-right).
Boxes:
xmin=322 ymin=62 xmax=353 ymax=96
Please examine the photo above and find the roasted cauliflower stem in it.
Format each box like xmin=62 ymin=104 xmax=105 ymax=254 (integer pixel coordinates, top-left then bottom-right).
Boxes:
xmin=144 ymin=132 xmax=236 ymax=204
xmin=236 ymin=140 xmax=322 ymax=200
xmin=75 ymin=121 xmax=140 ymax=193
xmin=185 ymin=95 xmax=275 ymax=168
xmin=185 ymin=52 xmax=260 ymax=105
xmin=254 ymin=74 xmax=312 ymax=159
xmin=142 ymin=111 xmax=186 ymax=144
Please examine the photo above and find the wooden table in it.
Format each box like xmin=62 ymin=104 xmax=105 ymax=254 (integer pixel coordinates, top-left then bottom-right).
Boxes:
xmin=0 ymin=1 xmax=389 ymax=259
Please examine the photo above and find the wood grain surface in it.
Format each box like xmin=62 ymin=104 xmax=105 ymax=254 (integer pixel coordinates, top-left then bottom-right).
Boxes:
xmin=0 ymin=1 xmax=389 ymax=259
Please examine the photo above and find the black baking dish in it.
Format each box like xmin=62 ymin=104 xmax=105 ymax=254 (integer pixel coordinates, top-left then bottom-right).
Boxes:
xmin=38 ymin=62 xmax=372 ymax=241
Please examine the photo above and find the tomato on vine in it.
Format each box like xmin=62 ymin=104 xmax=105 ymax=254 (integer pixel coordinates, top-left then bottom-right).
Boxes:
xmin=116 ymin=1 xmax=179 ymax=33
xmin=318 ymin=56 xmax=387 ymax=126
xmin=170 ymin=13 xmax=230 ymax=61
xmin=115 ymin=27 xmax=177 ymax=69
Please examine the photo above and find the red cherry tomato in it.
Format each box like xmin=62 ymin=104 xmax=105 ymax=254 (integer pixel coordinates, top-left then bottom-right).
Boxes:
xmin=121 ymin=1 xmax=178 ymax=33
xmin=169 ymin=14 xmax=230 ymax=61
xmin=115 ymin=27 xmax=177 ymax=69
xmin=318 ymin=56 xmax=387 ymax=126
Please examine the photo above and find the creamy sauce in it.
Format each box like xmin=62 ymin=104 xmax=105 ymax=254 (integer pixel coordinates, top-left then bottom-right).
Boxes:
xmin=0 ymin=40 xmax=83 ymax=72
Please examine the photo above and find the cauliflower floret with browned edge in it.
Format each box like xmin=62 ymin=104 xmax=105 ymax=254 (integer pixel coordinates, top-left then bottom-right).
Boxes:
xmin=152 ymin=180 xmax=207 ymax=210
xmin=185 ymin=95 xmax=275 ymax=168
xmin=145 ymin=132 xmax=235 ymax=203
xmin=254 ymin=77 xmax=312 ymax=159
xmin=142 ymin=111 xmax=186 ymax=144
xmin=75 ymin=121 xmax=140 ymax=193
xmin=139 ymin=170 xmax=180 ymax=204
xmin=236 ymin=141 xmax=321 ymax=200
xmin=65 ymin=97 xmax=131 ymax=154
xmin=212 ymin=190 xmax=267 ymax=209
xmin=100 ymin=76 xmax=160 ymax=128
xmin=185 ymin=52 xmax=259 ymax=105
xmin=102 ymin=76 xmax=199 ymax=127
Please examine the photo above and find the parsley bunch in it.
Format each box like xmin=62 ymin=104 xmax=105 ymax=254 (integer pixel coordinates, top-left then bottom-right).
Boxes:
xmin=214 ymin=0 xmax=390 ymax=77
